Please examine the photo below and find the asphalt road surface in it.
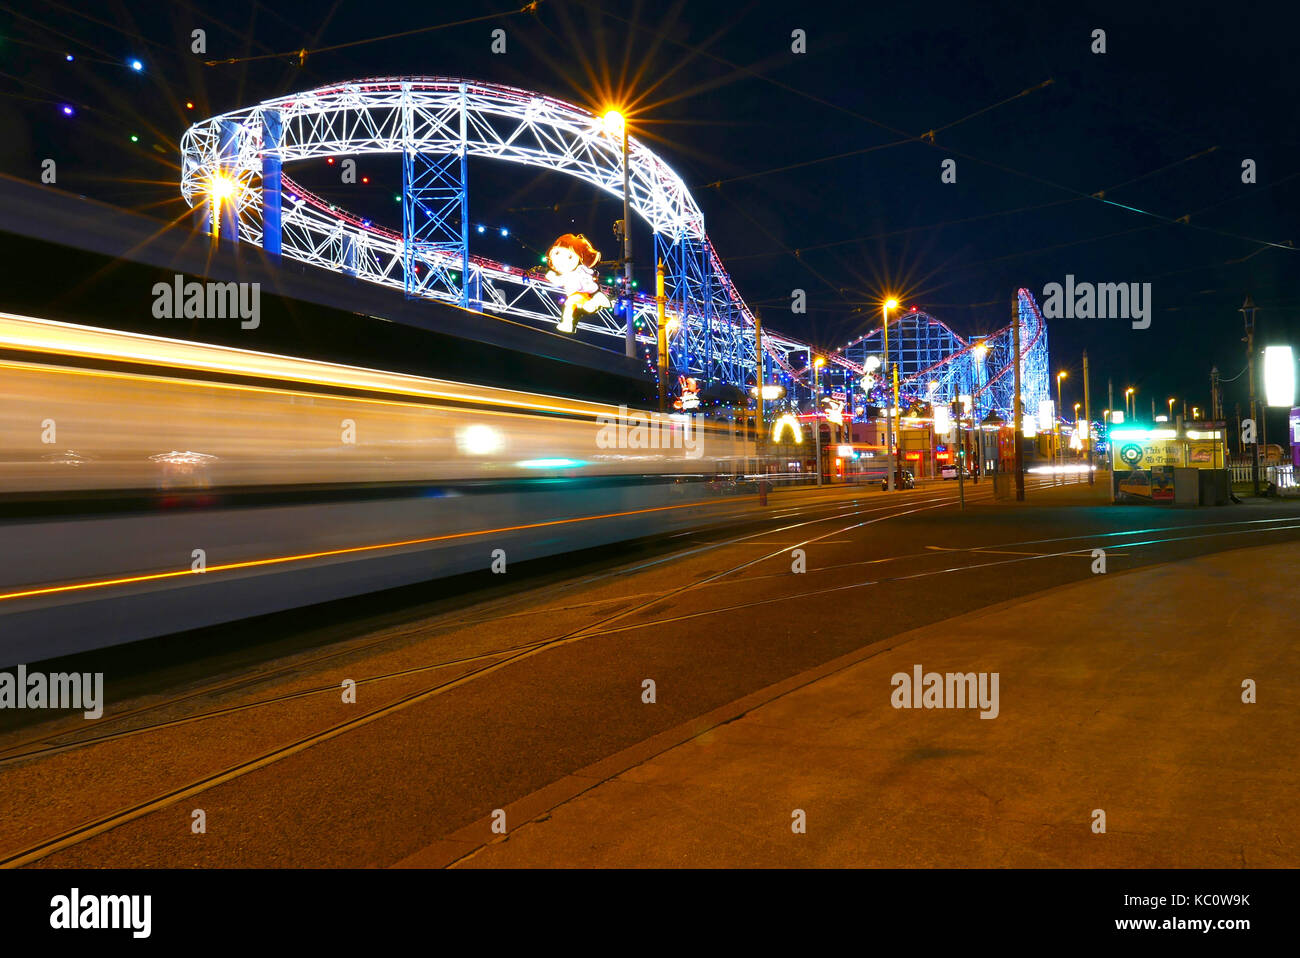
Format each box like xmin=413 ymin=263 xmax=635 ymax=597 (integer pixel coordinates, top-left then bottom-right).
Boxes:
xmin=2 ymin=476 xmax=1297 ymax=867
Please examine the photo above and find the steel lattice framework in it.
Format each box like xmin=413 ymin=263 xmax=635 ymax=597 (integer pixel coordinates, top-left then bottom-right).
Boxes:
xmin=829 ymin=291 xmax=1049 ymax=420
xmin=178 ymin=77 xmax=1043 ymax=410
xmin=177 ymin=76 xmax=833 ymax=392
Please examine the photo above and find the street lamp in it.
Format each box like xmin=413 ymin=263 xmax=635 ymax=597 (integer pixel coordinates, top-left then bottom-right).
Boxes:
xmin=813 ymin=355 xmax=826 ymax=487
xmin=1125 ymin=386 xmax=1135 ymax=419
xmin=1168 ymin=397 xmax=1176 ymax=421
xmin=883 ymin=298 xmax=899 ymax=490
xmin=601 ymin=108 xmax=634 ymax=359
xmin=1073 ymin=402 xmax=1081 ymax=462
xmin=1056 ymin=371 xmax=1068 ymax=467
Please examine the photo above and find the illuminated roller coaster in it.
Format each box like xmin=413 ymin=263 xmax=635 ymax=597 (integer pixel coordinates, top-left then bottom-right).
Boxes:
xmin=179 ymin=77 xmax=1047 ymax=415
xmin=831 ymin=291 xmax=1050 ymax=421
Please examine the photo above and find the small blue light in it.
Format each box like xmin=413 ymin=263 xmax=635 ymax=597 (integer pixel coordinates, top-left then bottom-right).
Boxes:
xmin=476 ymin=224 xmax=485 ymax=233
xmin=61 ymin=104 xmax=75 ymax=116
xmin=500 ymin=228 xmax=508 ymax=237
xmin=129 ymin=58 xmax=143 ymax=71
xmin=65 ymin=54 xmax=75 ymax=62
xmin=361 ymin=218 xmax=371 ymax=227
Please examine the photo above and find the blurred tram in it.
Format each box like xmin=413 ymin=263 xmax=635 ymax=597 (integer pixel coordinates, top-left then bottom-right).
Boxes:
xmin=0 ymin=312 xmax=764 ymax=663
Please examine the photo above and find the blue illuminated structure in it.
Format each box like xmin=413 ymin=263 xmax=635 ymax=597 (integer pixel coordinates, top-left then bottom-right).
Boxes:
xmin=179 ymin=78 xmax=1048 ymax=413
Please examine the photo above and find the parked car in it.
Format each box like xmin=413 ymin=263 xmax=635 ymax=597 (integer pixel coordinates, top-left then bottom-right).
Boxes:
xmin=940 ymin=463 xmax=971 ymax=480
xmin=882 ymin=468 xmax=916 ymax=490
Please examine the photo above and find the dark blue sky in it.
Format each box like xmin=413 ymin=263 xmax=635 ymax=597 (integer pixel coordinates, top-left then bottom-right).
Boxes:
xmin=2 ymin=0 xmax=1295 ymax=432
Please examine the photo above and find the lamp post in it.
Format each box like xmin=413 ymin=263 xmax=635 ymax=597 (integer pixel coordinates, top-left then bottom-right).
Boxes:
xmin=602 ymin=109 xmax=634 ymax=359
xmin=1125 ymin=386 xmax=1135 ymax=420
xmin=1072 ymin=402 xmax=1081 ymax=464
xmin=1168 ymin=397 xmax=1176 ymax=421
xmin=1082 ymin=350 xmax=1093 ymax=484
xmin=1241 ymin=294 xmax=1260 ymax=497
xmin=813 ymin=355 xmax=825 ymax=486
xmin=1056 ymin=371 xmax=1068 ymax=468
xmin=882 ymin=298 xmax=898 ymax=490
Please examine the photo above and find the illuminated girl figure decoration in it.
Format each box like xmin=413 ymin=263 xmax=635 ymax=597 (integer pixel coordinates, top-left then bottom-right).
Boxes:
xmin=545 ymin=233 xmax=612 ymax=333
xmin=674 ymin=376 xmax=700 ymax=411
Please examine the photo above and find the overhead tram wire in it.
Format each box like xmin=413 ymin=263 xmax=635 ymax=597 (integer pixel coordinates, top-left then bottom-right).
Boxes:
xmin=201 ymin=3 xmax=544 ymax=66
xmin=708 ymin=187 xmax=856 ymax=346
xmin=728 ymin=142 xmax=1247 ymax=303
xmin=699 ymin=78 xmax=1056 ymax=191
xmin=574 ymin=1 xmax=1294 ymax=254
xmin=720 ymin=197 xmax=1082 ymax=264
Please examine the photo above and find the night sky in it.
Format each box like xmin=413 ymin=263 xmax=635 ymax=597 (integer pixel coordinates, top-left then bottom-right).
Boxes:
xmin=2 ymin=0 xmax=1295 ymax=434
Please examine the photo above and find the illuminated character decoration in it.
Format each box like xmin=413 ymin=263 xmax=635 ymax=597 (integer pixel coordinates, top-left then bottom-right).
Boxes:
xmin=545 ymin=233 xmax=612 ymax=333
xmin=674 ymin=376 xmax=700 ymax=411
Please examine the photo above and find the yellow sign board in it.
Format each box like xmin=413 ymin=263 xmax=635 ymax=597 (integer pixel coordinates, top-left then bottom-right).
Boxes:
xmin=1114 ymin=440 xmax=1183 ymax=470
xmin=1186 ymin=439 xmax=1223 ymax=468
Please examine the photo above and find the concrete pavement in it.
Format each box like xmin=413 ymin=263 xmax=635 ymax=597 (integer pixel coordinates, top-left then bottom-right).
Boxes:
xmin=413 ymin=539 xmax=1299 ymax=867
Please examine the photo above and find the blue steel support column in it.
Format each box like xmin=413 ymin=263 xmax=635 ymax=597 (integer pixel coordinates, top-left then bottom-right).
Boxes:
xmin=401 ymin=147 xmax=415 ymax=297
xmin=205 ymin=120 xmax=241 ymax=242
xmin=707 ymin=263 xmax=717 ymax=387
xmin=342 ymin=233 xmax=358 ymax=278
xmin=402 ymin=84 xmax=470 ymax=304
xmin=261 ymin=109 xmax=283 ymax=257
xmin=458 ymin=84 xmax=470 ymax=308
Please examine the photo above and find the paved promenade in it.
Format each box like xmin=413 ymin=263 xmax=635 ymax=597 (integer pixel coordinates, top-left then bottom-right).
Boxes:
xmin=398 ymin=540 xmax=1299 ymax=867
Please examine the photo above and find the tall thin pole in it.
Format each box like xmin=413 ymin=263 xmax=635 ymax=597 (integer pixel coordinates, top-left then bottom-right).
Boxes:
xmin=892 ymin=365 xmax=901 ymax=477
xmin=846 ymin=363 xmax=855 ymax=477
xmin=1244 ymin=295 xmax=1261 ymax=496
xmin=1056 ymin=375 xmax=1064 ymax=470
xmin=883 ymin=304 xmax=894 ymax=491
xmin=1012 ymin=296 xmax=1025 ymax=501
xmin=1083 ymin=350 xmax=1093 ymax=484
xmin=813 ymin=358 xmax=823 ymax=486
xmin=656 ymin=258 xmax=668 ymax=414
xmin=955 ymin=398 xmax=965 ymax=510
xmin=1107 ymin=376 xmax=1114 ymax=496
xmin=622 ymin=125 xmax=634 ymax=358
xmin=754 ymin=310 xmax=767 ymax=505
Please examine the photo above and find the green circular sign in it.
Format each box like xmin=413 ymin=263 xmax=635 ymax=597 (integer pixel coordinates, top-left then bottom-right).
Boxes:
xmin=1119 ymin=443 xmax=1144 ymax=466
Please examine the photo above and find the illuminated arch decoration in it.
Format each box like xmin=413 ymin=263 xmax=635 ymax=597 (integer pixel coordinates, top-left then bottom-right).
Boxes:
xmin=771 ymin=412 xmax=803 ymax=444
xmin=178 ymin=77 xmax=825 ymax=392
